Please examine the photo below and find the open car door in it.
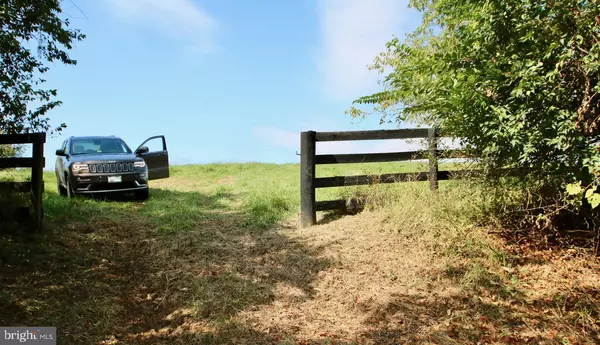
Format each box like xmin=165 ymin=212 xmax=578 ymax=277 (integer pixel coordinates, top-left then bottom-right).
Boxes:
xmin=136 ymin=135 xmax=169 ymax=180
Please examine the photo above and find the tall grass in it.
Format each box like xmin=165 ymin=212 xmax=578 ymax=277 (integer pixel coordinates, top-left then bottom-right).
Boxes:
xmin=339 ymin=178 xmax=519 ymax=293
xmin=351 ymin=180 xmax=484 ymax=239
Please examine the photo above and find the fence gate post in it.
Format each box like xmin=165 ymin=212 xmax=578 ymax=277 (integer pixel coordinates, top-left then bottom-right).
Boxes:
xmin=428 ymin=127 xmax=439 ymax=191
xmin=300 ymin=131 xmax=316 ymax=228
xmin=31 ymin=134 xmax=45 ymax=230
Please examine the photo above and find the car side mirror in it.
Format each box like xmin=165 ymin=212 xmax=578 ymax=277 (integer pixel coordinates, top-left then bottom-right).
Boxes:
xmin=55 ymin=149 xmax=65 ymax=156
xmin=135 ymin=146 xmax=149 ymax=155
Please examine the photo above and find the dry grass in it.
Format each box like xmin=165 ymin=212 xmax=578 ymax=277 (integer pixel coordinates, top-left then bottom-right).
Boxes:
xmin=1 ymin=165 xmax=599 ymax=344
xmin=235 ymin=182 xmax=600 ymax=344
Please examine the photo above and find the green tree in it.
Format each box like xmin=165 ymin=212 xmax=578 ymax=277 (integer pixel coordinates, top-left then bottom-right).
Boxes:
xmin=1 ymin=0 xmax=85 ymax=134
xmin=351 ymin=0 xmax=600 ymax=226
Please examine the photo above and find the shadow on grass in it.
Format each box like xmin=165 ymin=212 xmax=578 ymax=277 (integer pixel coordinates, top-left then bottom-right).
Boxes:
xmin=322 ymin=260 xmax=598 ymax=345
xmin=0 ymin=187 xmax=329 ymax=344
xmin=122 ymin=276 xmax=599 ymax=345
xmin=317 ymin=211 xmax=347 ymax=226
xmin=347 ymin=282 xmax=600 ymax=345
xmin=132 ymin=247 xmax=596 ymax=345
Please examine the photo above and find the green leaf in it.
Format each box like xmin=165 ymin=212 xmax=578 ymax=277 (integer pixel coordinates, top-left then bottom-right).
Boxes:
xmin=585 ymin=189 xmax=595 ymax=198
xmin=587 ymin=193 xmax=600 ymax=209
xmin=566 ymin=183 xmax=583 ymax=196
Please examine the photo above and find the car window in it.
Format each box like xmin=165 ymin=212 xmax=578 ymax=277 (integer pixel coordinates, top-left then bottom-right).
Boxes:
xmin=141 ymin=137 xmax=166 ymax=152
xmin=71 ymin=138 xmax=132 ymax=155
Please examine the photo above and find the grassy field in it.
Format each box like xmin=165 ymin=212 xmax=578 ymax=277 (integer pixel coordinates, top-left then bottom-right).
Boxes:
xmin=0 ymin=163 xmax=599 ymax=344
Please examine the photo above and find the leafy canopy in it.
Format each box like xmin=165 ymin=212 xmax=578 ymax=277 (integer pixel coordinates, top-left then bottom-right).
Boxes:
xmin=0 ymin=0 xmax=85 ymax=134
xmin=351 ymin=0 xmax=600 ymax=204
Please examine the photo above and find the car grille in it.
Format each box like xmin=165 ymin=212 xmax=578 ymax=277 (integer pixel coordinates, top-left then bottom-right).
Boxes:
xmin=89 ymin=162 xmax=135 ymax=173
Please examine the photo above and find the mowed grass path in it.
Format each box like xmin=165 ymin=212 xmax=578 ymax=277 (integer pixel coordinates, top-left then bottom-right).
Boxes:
xmin=3 ymin=162 xmax=598 ymax=344
xmin=0 ymin=162 xmax=428 ymax=344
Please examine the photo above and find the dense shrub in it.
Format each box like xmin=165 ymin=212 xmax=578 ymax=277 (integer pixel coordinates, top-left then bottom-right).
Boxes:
xmin=351 ymin=0 xmax=600 ymax=241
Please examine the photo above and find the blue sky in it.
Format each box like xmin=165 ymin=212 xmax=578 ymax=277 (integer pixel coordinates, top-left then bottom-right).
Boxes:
xmin=40 ymin=0 xmax=422 ymax=167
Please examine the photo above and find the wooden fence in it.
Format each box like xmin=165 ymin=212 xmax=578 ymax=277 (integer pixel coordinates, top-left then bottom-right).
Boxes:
xmin=300 ymin=128 xmax=467 ymax=228
xmin=0 ymin=133 xmax=46 ymax=231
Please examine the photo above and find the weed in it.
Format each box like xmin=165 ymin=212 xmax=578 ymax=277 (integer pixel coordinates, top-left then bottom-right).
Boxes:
xmin=460 ymin=261 xmax=492 ymax=288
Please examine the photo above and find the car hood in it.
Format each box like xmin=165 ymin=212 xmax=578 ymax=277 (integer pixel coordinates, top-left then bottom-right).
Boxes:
xmin=69 ymin=153 xmax=141 ymax=163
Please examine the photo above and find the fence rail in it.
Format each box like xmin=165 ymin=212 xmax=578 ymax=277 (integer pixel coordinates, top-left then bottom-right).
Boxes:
xmin=300 ymin=128 xmax=468 ymax=228
xmin=0 ymin=133 xmax=46 ymax=231
xmin=315 ymin=129 xmax=430 ymax=141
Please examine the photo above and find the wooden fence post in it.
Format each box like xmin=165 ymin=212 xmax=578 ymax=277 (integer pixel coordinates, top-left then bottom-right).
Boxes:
xmin=428 ymin=127 xmax=439 ymax=191
xmin=30 ymin=134 xmax=45 ymax=231
xmin=300 ymin=131 xmax=316 ymax=228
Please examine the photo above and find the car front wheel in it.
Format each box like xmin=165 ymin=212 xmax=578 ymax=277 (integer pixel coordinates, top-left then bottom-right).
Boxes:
xmin=57 ymin=179 xmax=67 ymax=196
xmin=65 ymin=176 xmax=75 ymax=199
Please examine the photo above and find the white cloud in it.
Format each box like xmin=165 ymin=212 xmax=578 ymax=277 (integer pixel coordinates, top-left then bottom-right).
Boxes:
xmin=316 ymin=0 xmax=412 ymax=101
xmin=103 ymin=0 xmax=218 ymax=53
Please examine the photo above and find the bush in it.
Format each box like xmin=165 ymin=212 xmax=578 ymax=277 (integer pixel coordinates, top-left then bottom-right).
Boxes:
xmin=351 ymin=1 xmax=600 ymax=243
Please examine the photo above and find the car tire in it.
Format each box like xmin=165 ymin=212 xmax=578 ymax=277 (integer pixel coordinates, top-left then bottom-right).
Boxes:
xmin=65 ymin=176 xmax=75 ymax=199
xmin=57 ymin=179 xmax=67 ymax=196
xmin=135 ymin=188 xmax=149 ymax=201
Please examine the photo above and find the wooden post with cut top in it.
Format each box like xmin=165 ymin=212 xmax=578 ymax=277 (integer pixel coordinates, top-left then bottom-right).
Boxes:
xmin=300 ymin=131 xmax=316 ymax=228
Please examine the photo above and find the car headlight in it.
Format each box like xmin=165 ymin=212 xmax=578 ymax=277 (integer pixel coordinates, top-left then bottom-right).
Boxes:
xmin=134 ymin=161 xmax=146 ymax=168
xmin=72 ymin=163 xmax=89 ymax=173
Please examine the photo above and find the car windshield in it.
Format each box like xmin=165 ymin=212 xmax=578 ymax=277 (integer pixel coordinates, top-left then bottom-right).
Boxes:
xmin=71 ymin=138 xmax=132 ymax=155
